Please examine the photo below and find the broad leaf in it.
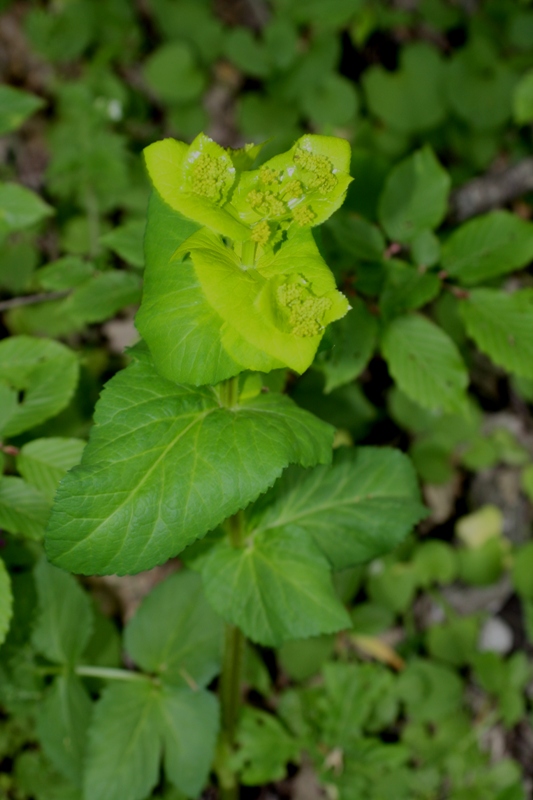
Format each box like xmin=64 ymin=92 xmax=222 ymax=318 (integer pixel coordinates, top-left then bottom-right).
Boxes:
xmin=379 ymin=260 xmax=441 ymax=321
xmin=0 ymin=558 xmax=13 ymax=647
xmin=0 ymin=182 xmax=53 ymax=234
xmin=84 ymin=681 xmax=161 ymax=800
xmin=0 ymin=85 xmax=44 ymax=135
xmin=252 ymin=448 xmax=427 ymax=569
xmin=45 ymin=357 xmax=333 ymax=575
xmin=0 ymin=476 xmax=50 ymax=539
xmin=201 ymin=527 xmax=351 ymax=646
xmin=0 ymin=336 xmax=79 ymax=436
xmin=159 ymin=686 xmax=219 ymax=797
xmin=17 ymin=438 xmax=86 ymax=502
xmin=459 ymin=288 xmax=533 ymax=379
xmin=125 ymin=570 xmax=223 ymax=688
xmin=32 ymin=558 xmax=93 ymax=665
xmin=381 ymin=314 xmax=468 ymax=414
xmin=100 ymin=220 xmax=146 ymax=268
xmin=363 ymin=43 xmax=446 ymax=134
xmin=378 ymin=147 xmax=450 ymax=243
xmin=230 ymin=707 xmax=299 ymax=785
xmin=36 ymin=675 xmax=92 ymax=785
xmin=441 ymin=211 xmax=533 ymax=286
xmin=315 ymin=297 xmax=378 ymax=393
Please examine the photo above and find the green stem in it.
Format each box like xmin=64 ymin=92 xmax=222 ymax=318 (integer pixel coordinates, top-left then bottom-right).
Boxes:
xmin=219 ymin=376 xmax=239 ymax=408
xmin=75 ymin=665 xmax=156 ymax=683
xmin=218 ymin=511 xmax=246 ymax=800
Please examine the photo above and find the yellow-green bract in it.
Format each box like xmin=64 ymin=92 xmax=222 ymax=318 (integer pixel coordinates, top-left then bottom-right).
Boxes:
xmin=138 ymin=132 xmax=352 ymax=386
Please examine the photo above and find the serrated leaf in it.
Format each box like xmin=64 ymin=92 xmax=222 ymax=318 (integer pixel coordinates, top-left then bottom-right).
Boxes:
xmin=253 ymin=448 xmax=426 ymax=570
xmin=459 ymin=288 xmax=533 ymax=379
xmin=201 ymin=527 xmax=351 ymax=647
xmin=36 ymin=675 xmax=92 ymax=785
xmin=381 ymin=314 xmax=468 ymax=414
xmin=0 ymin=558 xmax=13 ymax=647
xmin=32 ymin=558 xmax=93 ymax=665
xmin=0 ymin=476 xmax=50 ymax=539
xmin=0 ymin=182 xmax=53 ymax=234
xmin=0 ymin=85 xmax=44 ymax=135
xmin=378 ymin=146 xmax=450 ymax=243
xmin=158 ymin=686 xmax=219 ymax=797
xmin=17 ymin=438 xmax=86 ymax=502
xmin=315 ymin=297 xmax=378 ymax=393
xmin=45 ymin=357 xmax=333 ymax=576
xmin=124 ymin=570 xmax=223 ymax=688
xmin=84 ymin=681 xmax=161 ymax=800
xmin=0 ymin=336 xmax=79 ymax=436
xmin=441 ymin=211 xmax=533 ymax=286
xmin=100 ymin=220 xmax=145 ymax=268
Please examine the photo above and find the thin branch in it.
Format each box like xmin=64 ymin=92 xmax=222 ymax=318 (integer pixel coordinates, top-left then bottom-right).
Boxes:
xmin=0 ymin=290 xmax=69 ymax=312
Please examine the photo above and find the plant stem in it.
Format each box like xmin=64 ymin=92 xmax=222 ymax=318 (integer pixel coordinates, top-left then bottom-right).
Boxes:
xmin=241 ymin=239 xmax=257 ymax=269
xmin=218 ymin=511 xmax=246 ymax=800
xmin=219 ymin=376 xmax=239 ymax=407
xmin=75 ymin=665 xmax=156 ymax=683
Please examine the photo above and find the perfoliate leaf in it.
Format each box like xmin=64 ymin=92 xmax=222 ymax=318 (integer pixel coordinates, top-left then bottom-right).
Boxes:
xmin=0 ymin=182 xmax=53 ymax=234
xmin=0 ymin=336 xmax=79 ymax=437
xmin=201 ymin=527 xmax=351 ymax=647
xmin=0 ymin=476 xmax=50 ymax=539
xmin=124 ymin=570 xmax=223 ymax=689
xmin=459 ymin=288 xmax=533 ymax=379
xmin=36 ymin=675 xmax=92 ymax=785
xmin=144 ymin=132 xmax=352 ymax=244
xmin=84 ymin=681 xmax=162 ymax=800
xmin=0 ymin=85 xmax=44 ymax=135
xmin=158 ymin=686 xmax=219 ymax=797
xmin=45 ymin=357 xmax=333 ymax=576
xmin=252 ymin=448 xmax=427 ymax=570
xmin=32 ymin=558 xmax=93 ymax=665
xmin=378 ymin=146 xmax=450 ymax=243
xmin=0 ymin=558 xmax=13 ymax=647
xmin=381 ymin=314 xmax=469 ymax=414
xmin=17 ymin=438 xmax=86 ymax=502
xmin=441 ymin=211 xmax=533 ymax=286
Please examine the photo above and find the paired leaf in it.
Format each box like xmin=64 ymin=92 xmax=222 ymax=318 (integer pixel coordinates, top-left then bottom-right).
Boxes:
xmin=45 ymin=356 xmax=333 ymax=575
xmin=459 ymin=288 xmax=533 ymax=379
xmin=0 ymin=558 xmax=13 ymax=647
xmin=441 ymin=211 xmax=533 ymax=285
xmin=84 ymin=681 xmax=219 ymax=800
xmin=32 ymin=558 xmax=93 ymax=664
xmin=201 ymin=527 xmax=351 ymax=647
xmin=253 ymin=448 xmax=427 ymax=570
xmin=378 ymin=146 xmax=450 ymax=243
xmin=0 ymin=476 xmax=50 ymax=539
xmin=17 ymin=438 xmax=86 ymax=502
xmin=36 ymin=675 xmax=92 ymax=785
xmin=124 ymin=570 xmax=223 ymax=688
xmin=381 ymin=314 xmax=468 ymax=414
xmin=0 ymin=336 xmax=79 ymax=436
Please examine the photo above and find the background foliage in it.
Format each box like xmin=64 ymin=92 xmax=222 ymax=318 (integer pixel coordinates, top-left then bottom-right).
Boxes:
xmin=2 ymin=0 xmax=533 ymax=798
